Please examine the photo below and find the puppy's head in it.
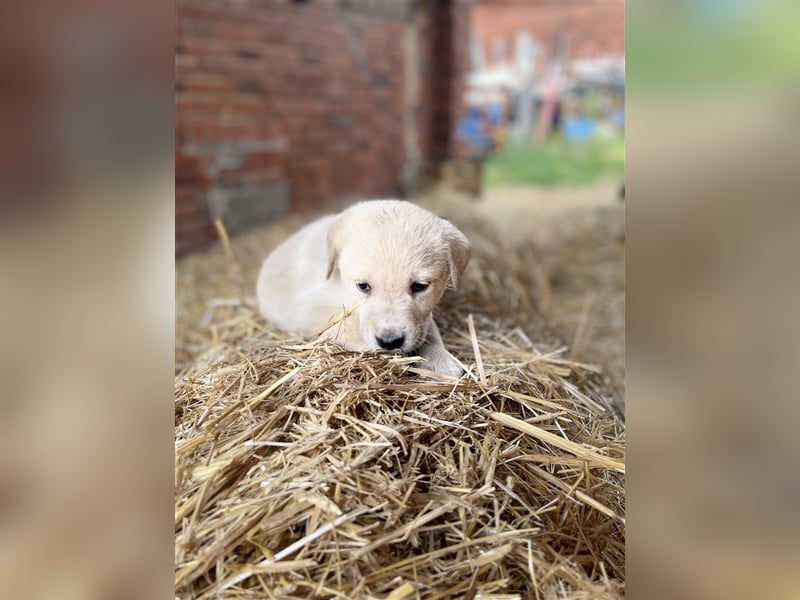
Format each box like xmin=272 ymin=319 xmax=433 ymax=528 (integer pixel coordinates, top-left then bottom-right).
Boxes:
xmin=326 ymin=200 xmax=469 ymax=353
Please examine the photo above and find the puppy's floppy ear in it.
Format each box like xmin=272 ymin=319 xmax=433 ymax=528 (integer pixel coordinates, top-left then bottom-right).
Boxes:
xmin=326 ymin=216 xmax=343 ymax=280
xmin=440 ymin=218 xmax=471 ymax=289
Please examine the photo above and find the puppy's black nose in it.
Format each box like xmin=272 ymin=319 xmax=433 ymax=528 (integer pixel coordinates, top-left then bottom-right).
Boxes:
xmin=376 ymin=335 xmax=404 ymax=350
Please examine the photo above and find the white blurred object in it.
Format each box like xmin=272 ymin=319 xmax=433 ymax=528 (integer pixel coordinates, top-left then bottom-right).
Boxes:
xmin=571 ymin=56 xmax=625 ymax=88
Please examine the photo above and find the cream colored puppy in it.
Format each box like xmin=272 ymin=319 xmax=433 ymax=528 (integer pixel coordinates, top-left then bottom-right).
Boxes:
xmin=256 ymin=200 xmax=470 ymax=375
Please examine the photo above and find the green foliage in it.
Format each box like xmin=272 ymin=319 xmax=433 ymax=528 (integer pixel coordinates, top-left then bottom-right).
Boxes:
xmin=483 ymin=134 xmax=625 ymax=188
xmin=581 ymin=92 xmax=601 ymax=119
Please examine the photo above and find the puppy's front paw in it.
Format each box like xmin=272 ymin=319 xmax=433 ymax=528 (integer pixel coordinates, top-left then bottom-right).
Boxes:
xmin=424 ymin=351 xmax=464 ymax=377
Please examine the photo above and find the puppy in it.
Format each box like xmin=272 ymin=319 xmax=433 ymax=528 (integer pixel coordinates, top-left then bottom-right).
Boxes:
xmin=256 ymin=200 xmax=470 ymax=376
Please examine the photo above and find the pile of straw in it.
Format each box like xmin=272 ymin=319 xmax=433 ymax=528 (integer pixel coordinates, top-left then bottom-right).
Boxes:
xmin=176 ymin=192 xmax=625 ymax=598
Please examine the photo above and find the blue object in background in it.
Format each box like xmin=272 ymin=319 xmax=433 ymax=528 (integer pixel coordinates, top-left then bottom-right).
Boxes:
xmin=457 ymin=107 xmax=493 ymax=150
xmin=486 ymin=101 xmax=503 ymax=127
xmin=562 ymin=116 xmax=596 ymax=141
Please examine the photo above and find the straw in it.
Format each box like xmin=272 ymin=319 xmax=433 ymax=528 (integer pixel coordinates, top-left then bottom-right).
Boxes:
xmin=176 ymin=191 xmax=626 ymax=598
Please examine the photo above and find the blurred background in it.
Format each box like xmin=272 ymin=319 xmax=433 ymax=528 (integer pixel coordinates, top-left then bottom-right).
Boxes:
xmin=175 ymin=0 xmax=625 ymax=255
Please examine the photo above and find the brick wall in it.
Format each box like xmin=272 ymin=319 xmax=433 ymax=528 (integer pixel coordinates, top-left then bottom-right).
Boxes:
xmin=471 ymin=0 xmax=624 ymax=67
xmin=176 ymin=0 xmax=472 ymax=256
xmin=176 ymin=154 xmax=216 ymax=256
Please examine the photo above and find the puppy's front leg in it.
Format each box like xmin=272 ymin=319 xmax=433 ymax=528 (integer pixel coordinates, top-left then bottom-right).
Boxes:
xmin=417 ymin=316 xmax=464 ymax=377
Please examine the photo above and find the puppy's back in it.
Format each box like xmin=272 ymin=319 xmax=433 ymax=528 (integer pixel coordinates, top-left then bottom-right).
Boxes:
xmin=256 ymin=215 xmax=336 ymax=334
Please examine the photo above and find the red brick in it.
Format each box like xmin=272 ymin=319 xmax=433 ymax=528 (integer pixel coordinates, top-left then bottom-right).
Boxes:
xmin=471 ymin=1 xmax=624 ymax=62
xmin=175 ymin=0 xmax=473 ymax=253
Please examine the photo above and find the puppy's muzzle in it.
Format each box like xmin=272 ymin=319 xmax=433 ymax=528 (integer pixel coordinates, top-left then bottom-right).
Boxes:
xmin=376 ymin=335 xmax=405 ymax=350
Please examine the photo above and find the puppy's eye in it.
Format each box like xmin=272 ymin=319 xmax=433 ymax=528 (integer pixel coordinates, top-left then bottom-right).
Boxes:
xmin=356 ymin=282 xmax=371 ymax=293
xmin=410 ymin=281 xmax=429 ymax=294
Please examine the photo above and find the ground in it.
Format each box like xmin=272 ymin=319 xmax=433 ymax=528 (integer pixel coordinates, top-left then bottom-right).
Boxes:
xmin=472 ymin=181 xmax=625 ymax=414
